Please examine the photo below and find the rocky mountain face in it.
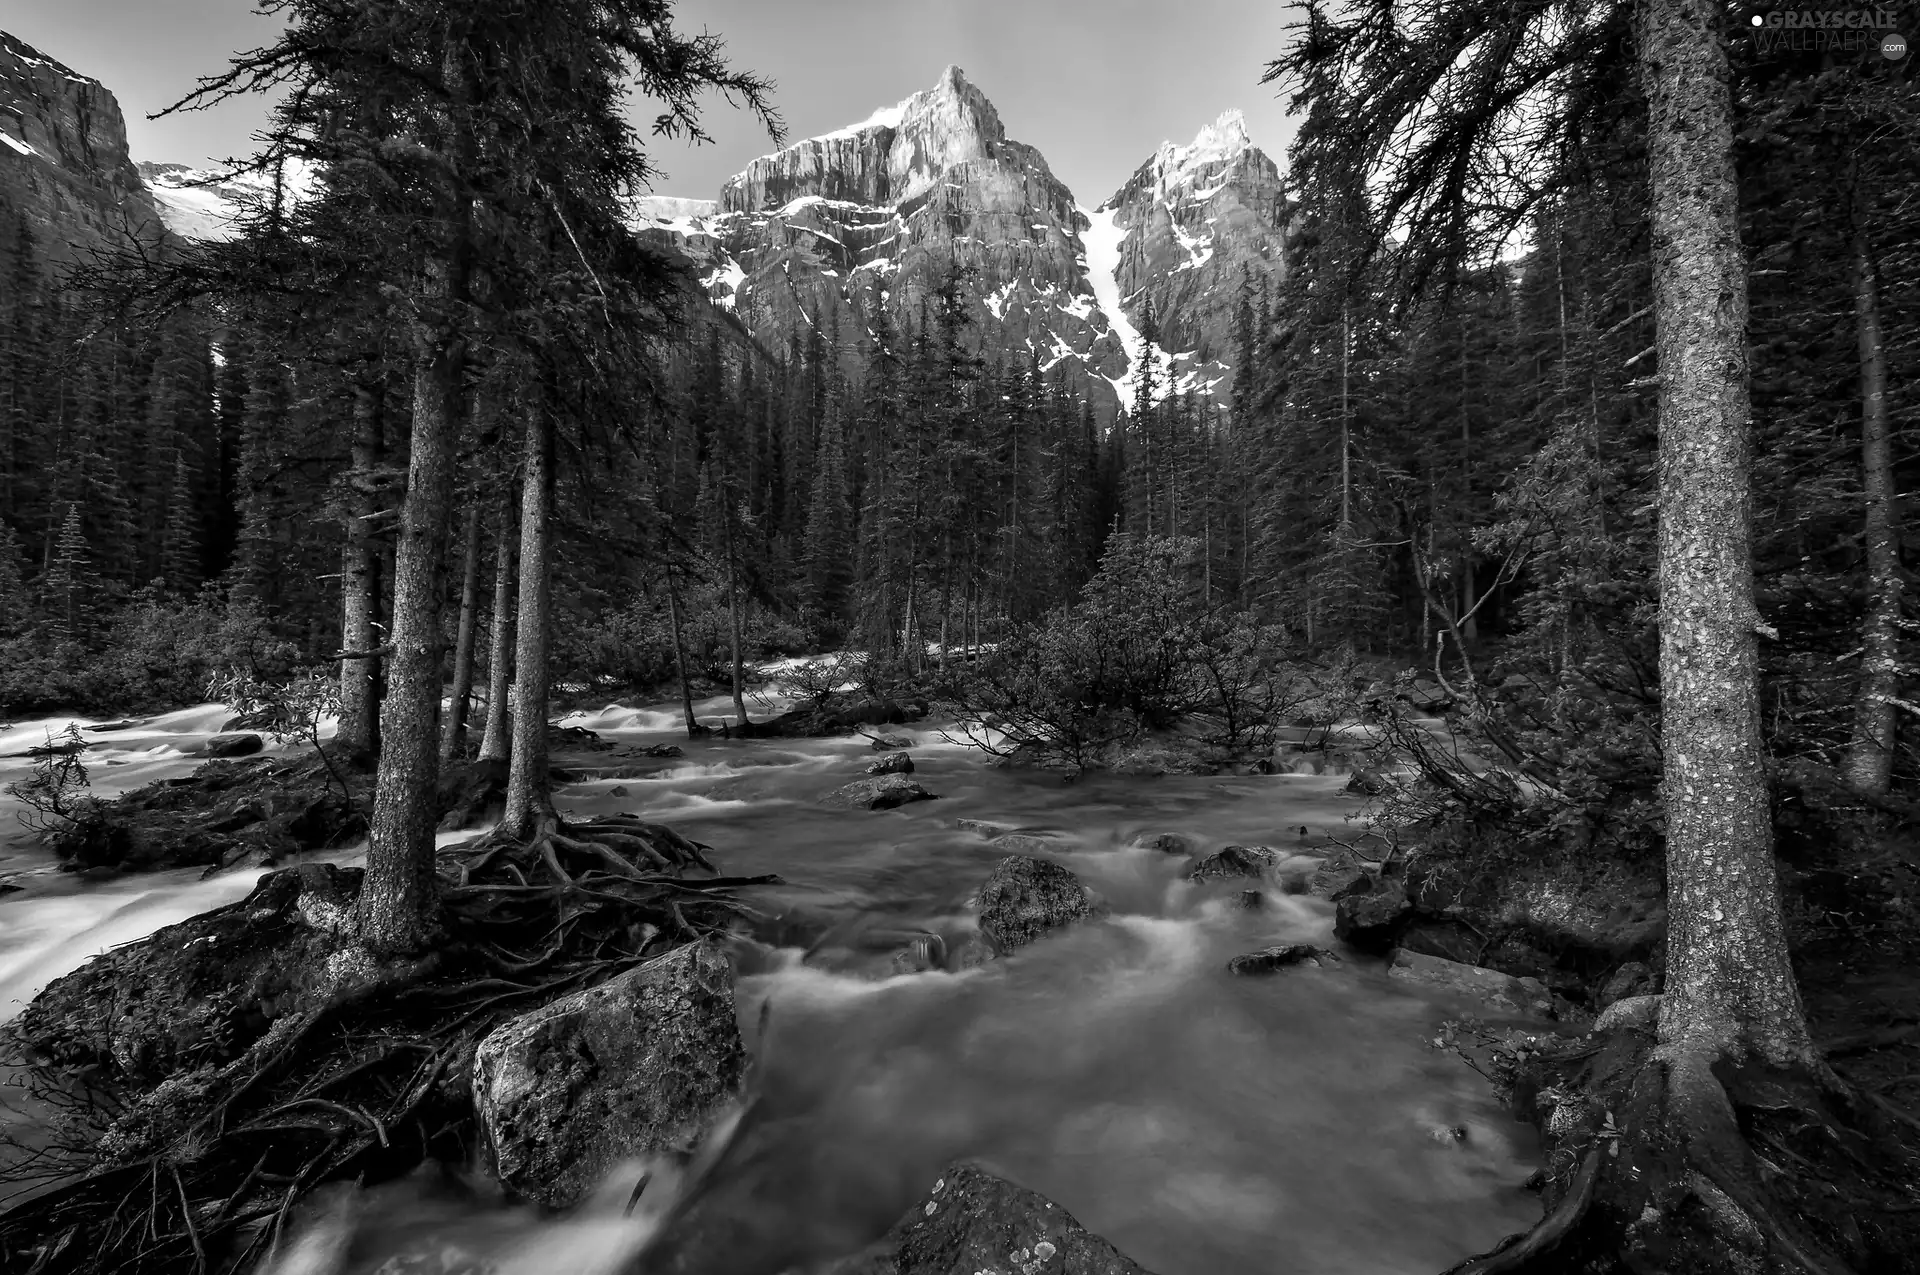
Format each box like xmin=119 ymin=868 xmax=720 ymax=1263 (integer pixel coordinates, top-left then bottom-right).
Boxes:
xmin=638 ymin=66 xmax=1130 ymax=408
xmin=0 ymin=31 xmax=163 ymax=262
xmin=635 ymin=67 xmax=1290 ymax=414
xmin=1096 ymin=109 xmax=1290 ymax=375
xmin=4 ymin=40 xmax=1292 ymax=418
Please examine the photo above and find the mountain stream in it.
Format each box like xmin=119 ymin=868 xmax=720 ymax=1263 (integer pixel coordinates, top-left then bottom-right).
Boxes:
xmin=0 ymin=687 xmax=1541 ymax=1275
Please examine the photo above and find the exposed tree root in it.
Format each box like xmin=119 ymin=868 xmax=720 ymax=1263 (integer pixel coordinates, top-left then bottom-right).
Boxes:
xmin=1438 ymin=1028 xmax=1920 ymax=1275
xmin=0 ymin=813 xmax=781 ymax=1275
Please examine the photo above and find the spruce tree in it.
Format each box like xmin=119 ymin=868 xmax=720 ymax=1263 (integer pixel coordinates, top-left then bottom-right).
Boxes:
xmin=42 ymin=503 xmax=91 ymax=644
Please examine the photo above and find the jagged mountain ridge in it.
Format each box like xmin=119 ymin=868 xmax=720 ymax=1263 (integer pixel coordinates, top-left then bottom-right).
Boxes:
xmin=0 ymin=31 xmax=164 ymax=262
xmin=1 ymin=36 xmax=1291 ymax=416
xmin=1097 ymin=109 xmax=1290 ymax=372
xmin=634 ymin=67 xmax=1292 ymax=414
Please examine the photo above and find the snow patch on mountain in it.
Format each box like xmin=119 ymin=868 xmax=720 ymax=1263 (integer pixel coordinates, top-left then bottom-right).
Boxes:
xmin=818 ymin=101 xmax=907 ymax=141
xmin=137 ymin=160 xmax=319 ymax=241
xmin=630 ymin=195 xmax=719 ymax=226
xmin=0 ymin=130 xmax=35 ymax=157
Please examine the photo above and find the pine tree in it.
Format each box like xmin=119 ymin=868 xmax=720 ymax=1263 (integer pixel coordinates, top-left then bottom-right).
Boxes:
xmin=42 ymin=503 xmax=90 ymax=644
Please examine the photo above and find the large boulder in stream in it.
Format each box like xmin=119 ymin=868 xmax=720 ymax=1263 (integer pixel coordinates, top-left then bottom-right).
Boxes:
xmin=815 ymin=1162 xmax=1157 ymax=1275
xmin=17 ymin=863 xmax=366 ymax=1087
xmin=975 ymin=855 xmax=1103 ymax=952
xmin=822 ymin=776 xmax=941 ymax=810
xmin=1387 ymin=948 xmax=1554 ymax=1018
xmin=867 ymin=751 xmax=915 ymax=776
xmin=1332 ymin=873 xmax=1412 ymax=951
xmin=202 ymin=732 xmax=264 ymax=758
xmin=1186 ymin=844 xmax=1279 ymax=882
xmin=472 ymin=939 xmax=745 ymax=1210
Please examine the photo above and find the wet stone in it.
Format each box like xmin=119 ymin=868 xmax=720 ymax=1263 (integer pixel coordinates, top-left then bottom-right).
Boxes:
xmin=1126 ymin=831 xmax=1197 ymax=855
xmin=1187 ymin=844 xmax=1279 ymax=882
xmin=1332 ymin=875 xmax=1412 ymax=951
xmin=471 ymin=940 xmax=745 ymax=1210
xmin=1386 ymin=948 xmax=1554 ymax=1018
xmin=975 ymin=855 xmax=1102 ymax=952
xmin=869 ymin=734 xmax=915 ymax=751
xmin=822 ymin=776 xmax=941 ymax=810
xmin=1227 ymin=944 xmax=1340 ymax=975
xmin=811 ymin=1161 xmax=1157 ymax=1274
xmin=203 ymin=732 xmax=264 ymax=758
xmin=867 ymin=751 xmax=915 ymax=776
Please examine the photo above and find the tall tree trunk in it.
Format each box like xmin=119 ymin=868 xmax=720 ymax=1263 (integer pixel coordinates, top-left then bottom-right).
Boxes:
xmin=665 ymin=558 xmax=699 ymax=737
xmin=337 ymin=380 xmax=383 ymax=756
xmin=359 ymin=250 xmax=465 ymax=957
xmin=439 ymin=502 xmax=482 ymax=763
xmin=1845 ymin=177 xmax=1898 ymax=796
xmin=1642 ymin=0 xmax=1813 ymax=1067
xmin=722 ymin=499 xmax=747 ymax=728
xmin=503 ymin=403 xmax=555 ymax=838
xmin=477 ymin=490 xmax=516 ymax=763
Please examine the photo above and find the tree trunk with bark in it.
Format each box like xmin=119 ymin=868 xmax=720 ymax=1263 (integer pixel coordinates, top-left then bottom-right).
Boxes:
xmin=337 ymin=380 xmax=384 ymax=757
xmin=440 ymin=502 xmax=483 ymax=764
xmin=1643 ymin=0 xmax=1811 ymax=1069
xmin=502 ymin=403 xmax=555 ymax=839
xmin=358 ymin=248 xmax=466 ymax=958
xmin=1845 ymin=175 xmax=1898 ymax=797
xmin=477 ymin=490 xmax=516 ymax=763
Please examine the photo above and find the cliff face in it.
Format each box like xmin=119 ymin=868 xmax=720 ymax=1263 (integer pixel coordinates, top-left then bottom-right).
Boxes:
xmin=643 ymin=66 xmax=1134 ymax=410
xmin=1098 ymin=110 xmax=1291 ymax=372
xmin=0 ymin=31 xmax=162 ymax=262
xmin=640 ymin=71 xmax=1290 ymax=414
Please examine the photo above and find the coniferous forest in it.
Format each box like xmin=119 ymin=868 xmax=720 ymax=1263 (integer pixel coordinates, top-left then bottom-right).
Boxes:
xmin=1 ymin=1 xmax=1918 ymax=1274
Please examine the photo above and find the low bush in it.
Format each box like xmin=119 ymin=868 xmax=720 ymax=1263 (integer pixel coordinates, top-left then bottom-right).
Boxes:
xmin=942 ymin=535 xmax=1310 ymax=767
xmin=0 ymin=586 xmax=300 ymax=718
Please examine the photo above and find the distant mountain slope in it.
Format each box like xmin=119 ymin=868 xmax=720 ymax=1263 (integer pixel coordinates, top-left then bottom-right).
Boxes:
xmin=4 ymin=39 xmax=1291 ymax=418
xmin=1097 ymin=110 xmax=1291 ymax=378
xmin=631 ymin=70 xmax=1290 ymax=414
xmin=0 ymin=30 xmax=163 ymax=262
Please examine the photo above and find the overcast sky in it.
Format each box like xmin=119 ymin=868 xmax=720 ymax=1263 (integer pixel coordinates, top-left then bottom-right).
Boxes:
xmin=7 ymin=0 xmax=1301 ymax=206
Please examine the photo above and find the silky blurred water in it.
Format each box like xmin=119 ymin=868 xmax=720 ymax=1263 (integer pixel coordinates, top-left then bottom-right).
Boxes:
xmin=0 ymin=687 xmax=1540 ymax=1275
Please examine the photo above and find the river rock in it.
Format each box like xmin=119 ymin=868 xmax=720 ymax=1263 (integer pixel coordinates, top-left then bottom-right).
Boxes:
xmin=822 ymin=776 xmax=940 ymax=810
xmin=976 ymin=855 xmax=1102 ymax=952
xmin=870 ymin=734 xmax=915 ymax=751
xmin=1332 ymin=875 xmax=1412 ymax=951
xmin=1597 ymin=961 xmax=1654 ymax=1008
xmin=1126 ymin=831 xmax=1196 ymax=855
xmin=203 ymin=732 xmax=265 ymax=758
xmin=814 ymin=1161 xmax=1157 ymax=1275
xmin=1593 ymin=992 xmax=1661 ymax=1035
xmin=1387 ymin=949 xmax=1553 ymax=1018
xmin=549 ymin=723 xmax=617 ymax=752
xmin=1307 ymin=856 xmax=1368 ymax=898
xmin=867 ymin=751 xmax=915 ymax=775
xmin=1227 ymin=944 xmax=1339 ymax=975
xmin=1235 ymin=889 xmax=1264 ymax=909
xmin=991 ymin=832 xmax=1065 ymax=855
xmin=1345 ymin=767 xmax=1390 ymax=796
xmin=16 ymin=863 xmax=365 ymax=1087
xmin=957 ymin=819 xmax=1012 ymax=837
xmin=1187 ymin=844 xmax=1278 ymax=882
xmin=472 ymin=940 xmax=745 ymax=1210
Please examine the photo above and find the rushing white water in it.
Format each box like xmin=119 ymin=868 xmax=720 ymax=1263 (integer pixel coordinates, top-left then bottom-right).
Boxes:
xmin=0 ymin=682 xmax=1541 ymax=1275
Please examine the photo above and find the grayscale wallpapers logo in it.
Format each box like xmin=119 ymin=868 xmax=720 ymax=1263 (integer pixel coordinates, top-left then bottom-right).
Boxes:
xmin=1747 ymin=8 xmax=1908 ymax=57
